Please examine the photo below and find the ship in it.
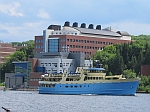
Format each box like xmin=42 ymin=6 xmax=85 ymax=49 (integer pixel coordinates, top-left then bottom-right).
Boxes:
xmin=38 ymin=67 xmax=140 ymax=95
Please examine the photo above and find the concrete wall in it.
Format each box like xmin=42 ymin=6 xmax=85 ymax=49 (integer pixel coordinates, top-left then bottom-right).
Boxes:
xmin=68 ymin=52 xmax=85 ymax=67
xmin=5 ymin=73 xmax=23 ymax=88
xmin=38 ymin=58 xmax=76 ymax=73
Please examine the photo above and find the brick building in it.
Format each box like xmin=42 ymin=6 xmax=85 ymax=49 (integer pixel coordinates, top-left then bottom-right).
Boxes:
xmin=34 ymin=21 xmax=131 ymax=58
xmin=0 ymin=42 xmax=16 ymax=64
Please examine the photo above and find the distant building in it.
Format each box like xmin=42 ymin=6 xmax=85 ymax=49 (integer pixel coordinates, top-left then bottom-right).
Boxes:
xmin=34 ymin=21 xmax=131 ymax=58
xmin=0 ymin=42 xmax=16 ymax=64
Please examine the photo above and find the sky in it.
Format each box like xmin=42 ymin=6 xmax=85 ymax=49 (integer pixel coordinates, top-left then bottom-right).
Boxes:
xmin=0 ymin=0 xmax=150 ymax=42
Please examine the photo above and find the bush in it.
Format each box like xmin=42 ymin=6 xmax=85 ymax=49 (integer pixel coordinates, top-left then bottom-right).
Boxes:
xmin=0 ymin=83 xmax=4 ymax=86
xmin=145 ymin=86 xmax=150 ymax=93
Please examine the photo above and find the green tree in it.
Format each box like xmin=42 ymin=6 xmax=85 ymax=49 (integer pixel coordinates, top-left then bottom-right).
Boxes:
xmin=123 ymin=69 xmax=136 ymax=79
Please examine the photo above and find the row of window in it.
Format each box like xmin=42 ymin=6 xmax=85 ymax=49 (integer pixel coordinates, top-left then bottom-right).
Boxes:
xmin=67 ymin=39 xmax=113 ymax=45
xmin=35 ymin=40 xmax=43 ymax=43
xmin=84 ymin=77 xmax=104 ymax=80
xmin=41 ymin=63 xmax=75 ymax=67
xmin=68 ymin=45 xmax=104 ymax=50
xmin=40 ymin=84 xmax=90 ymax=88
xmin=51 ymin=32 xmax=77 ymax=35
xmin=36 ymin=45 xmax=42 ymax=49
xmin=69 ymin=51 xmax=92 ymax=55
xmin=45 ymin=70 xmax=58 ymax=73
xmin=30 ymin=78 xmax=41 ymax=81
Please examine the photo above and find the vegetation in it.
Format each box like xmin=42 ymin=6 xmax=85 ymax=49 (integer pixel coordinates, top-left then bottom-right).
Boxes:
xmin=137 ymin=76 xmax=150 ymax=93
xmin=93 ymin=35 xmax=150 ymax=92
xmin=0 ymin=83 xmax=4 ymax=86
xmin=0 ymin=40 xmax=34 ymax=82
xmin=11 ymin=40 xmax=34 ymax=47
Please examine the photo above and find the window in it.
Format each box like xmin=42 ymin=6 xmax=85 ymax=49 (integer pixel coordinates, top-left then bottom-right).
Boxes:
xmin=48 ymin=39 xmax=59 ymax=52
xmin=74 ymin=86 xmax=77 ymax=88
xmin=52 ymin=63 xmax=57 ymax=67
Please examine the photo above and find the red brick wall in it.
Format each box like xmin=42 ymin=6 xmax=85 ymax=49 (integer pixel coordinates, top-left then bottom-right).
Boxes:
xmin=34 ymin=36 xmax=43 ymax=53
xmin=35 ymin=34 xmax=131 ymax=58
xmin=50 ymin=35 xmax=130 ymax=58
xmin=29 ymin=72 xmax=42 ymax=87
xmin=28 ymin=58 xmax=38 ymax=72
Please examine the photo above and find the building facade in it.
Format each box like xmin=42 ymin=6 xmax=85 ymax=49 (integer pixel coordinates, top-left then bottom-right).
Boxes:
xmin=34 ymin=21 xmax=131 ymax=58
xmin=0 ymin=42 xmax=16 ymax=64
xmin=8 ymin=52 xmax=92 ymax=88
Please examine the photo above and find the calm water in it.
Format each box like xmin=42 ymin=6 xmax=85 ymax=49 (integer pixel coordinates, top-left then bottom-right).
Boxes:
xmin=0 ymin=90 xmax=150 ymax=112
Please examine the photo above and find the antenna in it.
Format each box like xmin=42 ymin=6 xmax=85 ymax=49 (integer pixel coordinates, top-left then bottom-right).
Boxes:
xmin=60 ymin=55 xmax=64 ymax=73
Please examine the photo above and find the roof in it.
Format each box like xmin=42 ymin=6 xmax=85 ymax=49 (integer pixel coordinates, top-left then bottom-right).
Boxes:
xmin=116 ymin=31 xmax=130 ymax=36
xmin=85 ymin=68 xmax=105 ymax=71
xmin=73 ymin=27 xmax=122 ymax=37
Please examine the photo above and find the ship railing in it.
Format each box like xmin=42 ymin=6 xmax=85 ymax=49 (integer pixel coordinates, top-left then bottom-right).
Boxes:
xmin=105 ymin=75 xmax=123 ymax=80
xmin=68 ymin=72 xmax=81 ymax=76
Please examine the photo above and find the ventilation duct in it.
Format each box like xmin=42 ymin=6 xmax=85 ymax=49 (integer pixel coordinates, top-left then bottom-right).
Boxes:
xmin=64 ymin=21 xmax=70 ymax=26
xmin=88 ymin=24 xmax=94 ymax=29
xmin=72 ymin=22 xmax=78 ymax=27
xmin=81 ymin=23 xmax=86 ymax=28
xmin=96 ymin=25 xmax=101 ymax=30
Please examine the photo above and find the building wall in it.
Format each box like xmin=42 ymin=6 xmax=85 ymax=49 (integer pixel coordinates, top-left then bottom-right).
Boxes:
xmin=5 ymin=73 xmax=23 ymax=88
xmin=49 ymin=35 xmax=130 ymax=58
xmin=29 ymin=72 xmax=42 ymax=88
xmin=0 ymin=43 xmax=16 ymax=64
xmin=28 ymin=58 xmax=38 ymax=72
xmin=141 ymin=65 xmax=150 ymax=76
xmin=68 ymin=52 xmax=85 ymax=67
xmin=34 ymin=36 xmax=43 ymax=53
xmin=37 ymin=58 xmax=76 ymax=73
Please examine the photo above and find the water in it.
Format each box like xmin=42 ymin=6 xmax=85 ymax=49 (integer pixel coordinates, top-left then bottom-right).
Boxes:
xmin=0 ymin=90 xmax=150 ymax=112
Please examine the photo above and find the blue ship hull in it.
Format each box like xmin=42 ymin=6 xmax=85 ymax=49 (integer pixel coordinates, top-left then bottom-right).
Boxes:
xmin=38 ymin=80 xmax=139 ymax=95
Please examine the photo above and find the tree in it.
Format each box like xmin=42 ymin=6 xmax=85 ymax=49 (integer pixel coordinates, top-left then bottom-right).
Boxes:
xmin=123 ymin=69 xmax=136 ymax=79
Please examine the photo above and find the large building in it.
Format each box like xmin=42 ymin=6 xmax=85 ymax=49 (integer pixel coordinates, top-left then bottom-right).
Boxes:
xmin=35 ymin=21 xmax=131 ymax=58
xmin=0 ymin=42 xmax=16 ymax=64
xmin=5 ymin=52 xmax=92 ymax=88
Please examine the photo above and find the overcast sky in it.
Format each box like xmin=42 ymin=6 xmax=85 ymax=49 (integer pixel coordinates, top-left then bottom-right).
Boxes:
xmin=0 ymin=0 xmax=150 ymax=42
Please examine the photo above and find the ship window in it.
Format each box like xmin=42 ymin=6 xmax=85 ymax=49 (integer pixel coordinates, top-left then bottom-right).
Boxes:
xmin=71 ymin=86 xmax=73 ymax=88
xmin=74 ymin=86 xmax=77 ymax=88
xmin=84 ymin=77 xmax=87 ymax=81
xmin=65 ymin=86 xmax=68 ymax=88
xmin=80 ymin=85 xmax=82 ymax=88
